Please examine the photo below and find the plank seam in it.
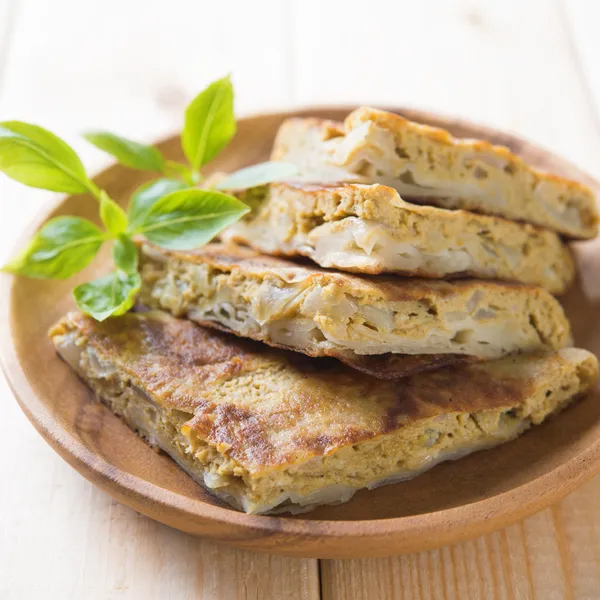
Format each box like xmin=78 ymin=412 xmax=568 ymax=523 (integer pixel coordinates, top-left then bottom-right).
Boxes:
xmin=317 ymin=558 xmax=324 ymax=600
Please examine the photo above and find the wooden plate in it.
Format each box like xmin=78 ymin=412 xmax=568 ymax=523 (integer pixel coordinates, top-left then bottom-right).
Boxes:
xmin=2 ymin=107 xmax=600 ymax=559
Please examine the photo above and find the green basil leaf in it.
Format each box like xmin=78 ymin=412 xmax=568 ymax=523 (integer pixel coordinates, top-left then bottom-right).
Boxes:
xmin=128 ymin=178 xmax=189 ymax=230
xmin=2 ymin=216 xmax=104 ymax=279
xmin=164 ymin=160 xmax=197 ymax=183
xmin=73 ymin=270 xmax=141 ymax=322
xmin=83 ymin=131 xmax=165 ymax=173
xmin=215 ymin=161 xmax=300 ymax=191
xmin=99 ymin=191 xmax=128 ymax=235
xmin=0 ymin=121 xmax=91 ymax=193
xmin=112 ymin=234 xmax=138 ymax=273
xmin=182 ymin=75 xmax=236 ymax=170
xmin=138 ymin=189 xmax=250 ymax=250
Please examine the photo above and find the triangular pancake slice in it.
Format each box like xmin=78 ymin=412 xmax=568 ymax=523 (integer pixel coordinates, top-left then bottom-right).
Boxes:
xmin=137 ymin=242 xmax=572 ymax=379
xmin=221 ymin=181 xmax=574 ymax=293
xmin=50 ymin=311 xmax=598 ymax=514
xmin=271 ymin=107 xmax=598 ymax=239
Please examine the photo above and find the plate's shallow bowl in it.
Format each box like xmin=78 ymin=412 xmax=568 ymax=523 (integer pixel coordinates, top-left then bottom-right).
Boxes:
xmin=2 ymin=107 xmax=600 ymax=559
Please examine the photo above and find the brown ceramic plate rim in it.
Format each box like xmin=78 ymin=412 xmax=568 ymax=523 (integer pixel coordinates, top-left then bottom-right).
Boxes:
xmin=2 ymin=106 xmax=600 ymax=558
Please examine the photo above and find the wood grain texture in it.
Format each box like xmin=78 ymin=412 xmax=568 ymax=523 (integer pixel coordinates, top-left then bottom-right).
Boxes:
xmin=0 ymin=2 xmax=321 ymax=597
xmin=290 ymin=0 xmax=600 ymax=589
xmin=0 ymin=401 xmax=319 ymax=600
xmin=288 ymin=0 xmax=600 ymax=181
xmin=0 ymin=0 xmax=293 ymax=263
xmin=2 ymin=107 xmax=600 ymax=561
xmin=0 ymin=426 xmax=319 ymax=600
xmin=561 ymin=0 xmax=600 ymax=139
xmin=2 ymin=0 xmax=600 ymax=597
xmin=320 ymin=475 xmax=600 ymax=600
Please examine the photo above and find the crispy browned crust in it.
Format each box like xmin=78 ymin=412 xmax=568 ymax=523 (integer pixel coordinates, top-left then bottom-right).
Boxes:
xmin=178 ymin=311 xmax=475 ymax=379
xmin=339 ymin=352 xmax=476 ymax=379
xmin=49 ymin=312 xmax=598 ymax=475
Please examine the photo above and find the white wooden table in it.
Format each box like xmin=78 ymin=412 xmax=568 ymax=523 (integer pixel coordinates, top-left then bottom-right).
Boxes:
xmin=1 ymin=1 xmax=600 ymax=598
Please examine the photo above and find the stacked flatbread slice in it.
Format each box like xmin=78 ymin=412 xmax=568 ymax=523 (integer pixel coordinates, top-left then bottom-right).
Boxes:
xmin=271 ymin=107 xmax=598 ymax=238
xmin=137 ymin=243 xmax=572 ymax=378
xmin=51 ymin=107 xmax=599 ymax=514
xmin=222 ymin=181 xmax=575 ymax=293
xmin=51 ymin=311 xmax=597 ymax=515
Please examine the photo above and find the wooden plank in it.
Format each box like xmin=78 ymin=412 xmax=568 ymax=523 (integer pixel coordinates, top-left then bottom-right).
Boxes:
xmin=293 ymin=1 xmax=600 ymax=597
xmin=320 ymin=476 xmax=600 ymax=600
xmin=0 ymin=1 xmax=320 ymax=598
xmin=288 ymin=0 xmax=600 ymax=180
xmin=2 ymin=0 xmax=600 ymax=597
xmin=0 ymin=0 xmax=292 ymax=135
xmin=0 ymin=0 xmax=19 ymax=92
xmin=561 ymin=0 xmax=600 ymax=137
xmin=0 ymin=0 xmax=294 ymax=259
xmin=0 ymin=402 xmax=320 ymax=600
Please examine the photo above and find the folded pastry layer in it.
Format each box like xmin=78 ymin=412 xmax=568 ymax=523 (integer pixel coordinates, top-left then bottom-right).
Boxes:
xmin=221 ymin=181 xmax=574 ymax=293
xmin=271 ymin=107 xmax=598 ymax=239
xmin=137 ymin=242 xmax=572 ymax=379
xmin=50 ymin=311 xmax=598 ymax=514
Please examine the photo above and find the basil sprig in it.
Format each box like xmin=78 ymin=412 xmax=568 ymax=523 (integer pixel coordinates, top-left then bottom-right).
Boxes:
xmin=0 ymin=76 xmax=274 ymax=321
xmin=84 ymin=75 xmax=299 ymax=201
